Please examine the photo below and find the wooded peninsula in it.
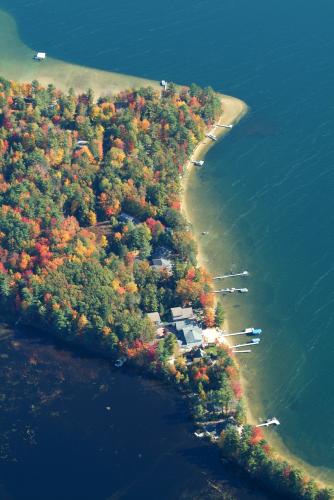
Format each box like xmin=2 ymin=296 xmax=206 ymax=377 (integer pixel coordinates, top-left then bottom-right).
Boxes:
xmin=0 ymin=76 xmax=332 ymax=499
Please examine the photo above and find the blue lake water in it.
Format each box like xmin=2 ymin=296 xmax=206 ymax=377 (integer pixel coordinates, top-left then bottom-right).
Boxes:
xmin=0 ymin=0 xmax=334 ymax=483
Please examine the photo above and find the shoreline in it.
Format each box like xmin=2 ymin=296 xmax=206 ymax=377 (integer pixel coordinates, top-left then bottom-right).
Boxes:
xmin=181 ymin=92 xmax=248 ymax=321
xmin=0 ymin=9 xmax=160 ymax=96
xmin=181 ymin=93 xmax=248 ymax=269
xmin=181 ymin=95 xmax=334 ymax=489
xmin=181 ymin=91 xmax=252 ymax=407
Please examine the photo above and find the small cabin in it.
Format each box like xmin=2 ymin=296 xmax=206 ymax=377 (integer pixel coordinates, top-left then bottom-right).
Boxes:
xmin=147 ymin=312 xmax=162 ymax=326
xmin=152 ymin=258 xmax=173 ymax=274
xmin=35 ymin=52 xmax=46 ymax=61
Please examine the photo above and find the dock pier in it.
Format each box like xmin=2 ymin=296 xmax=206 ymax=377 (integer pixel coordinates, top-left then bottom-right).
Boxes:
xmin=256 ymin=418 xmax=280 ymax=428
xmin=212 ymin=288 xmax=248 ymax=294
xmin=215 ymin=123 xmax=233 ymax=129
xmin=223 ymin=327 xmax=262 ymax=337
xmin=234 ymin=339 xmax=261 ymax=348
xmin=214 ymin=271 xmax=249 ymax=280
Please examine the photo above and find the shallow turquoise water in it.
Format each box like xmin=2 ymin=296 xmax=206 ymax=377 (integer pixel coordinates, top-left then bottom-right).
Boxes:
xmin=1 ymin=0 xmax=334 ymax=478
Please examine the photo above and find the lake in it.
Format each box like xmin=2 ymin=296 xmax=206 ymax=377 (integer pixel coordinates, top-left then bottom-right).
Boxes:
xmin=0 ymin=324 xmax=269 ymax=499
xmin=0 ymin=0 xmax=333 ymax=486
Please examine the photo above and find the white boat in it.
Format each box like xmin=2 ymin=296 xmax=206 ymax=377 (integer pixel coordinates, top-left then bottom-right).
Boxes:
xmin=115 ymin=357 xmax=127 ymax=368
xmin=192 ymin=160 xmax=204 ymax=166
xmin=194 ymin=431 xmax=205 ymax=438
xmin=248 ymin=327 xmax=262 ymax=335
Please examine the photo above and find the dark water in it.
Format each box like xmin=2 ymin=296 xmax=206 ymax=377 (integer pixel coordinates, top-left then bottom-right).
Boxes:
xmin=0 ymin=325 xmax=268 ymax=500
xmin=0 ymin=0 xmax=334 ymax=481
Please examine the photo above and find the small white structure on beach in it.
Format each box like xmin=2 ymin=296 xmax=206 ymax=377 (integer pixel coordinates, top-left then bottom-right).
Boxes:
xmin=35 ymin=52 xmax=46 ymax=60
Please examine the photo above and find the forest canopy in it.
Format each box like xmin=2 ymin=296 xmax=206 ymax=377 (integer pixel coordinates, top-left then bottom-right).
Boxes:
xmin=0 ymin=77 xmax=221 ymax=350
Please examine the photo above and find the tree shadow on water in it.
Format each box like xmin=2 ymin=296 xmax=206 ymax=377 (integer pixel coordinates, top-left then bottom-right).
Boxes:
xmin=178 ymin=444 xmax=280 ymax=500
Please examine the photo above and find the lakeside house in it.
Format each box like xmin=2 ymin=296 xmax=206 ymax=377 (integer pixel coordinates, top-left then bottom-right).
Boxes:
xmin=151 ymin=258 xmax=173 ymax=274
xmin=180 ymin=323 xmax=203 ymax=349
xmin=169 ymin=306 xmax=203 ymax=349
xmin=119 ymin=212 xmax=137 ymax=224
xmin=147 ymin=312 xmax=164 ymax=338
xmin=147 ymin=312 xmax=161 ymax=325
xmin=188 ymin=347 xmax=206 ymax=363
xmin=171 ymin=306 xmax=194 ymax=322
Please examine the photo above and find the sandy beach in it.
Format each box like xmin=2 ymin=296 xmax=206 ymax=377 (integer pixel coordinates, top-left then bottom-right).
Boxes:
xmin=181 ymin=92 xmax=248 ymax=309
xmin=0 ymin=10 xmax=159 ymax=96
xmin=181 ymin=96 xmax=334 ymax=488
xmin=181 ymin=92 xmax=252 ymax=401
xmin=180 ymin=94 xmax=271 ymax=430
xmin=181 ymin=93 xmax=248 ymax=268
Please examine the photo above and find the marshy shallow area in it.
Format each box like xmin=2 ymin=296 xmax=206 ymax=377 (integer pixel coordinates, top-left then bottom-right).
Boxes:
xmin=0 ymin=323 xmax=270 ymax=500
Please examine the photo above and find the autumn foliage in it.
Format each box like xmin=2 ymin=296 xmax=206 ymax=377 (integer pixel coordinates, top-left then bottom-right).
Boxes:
xmin=0 ymin=77 xmax=222 ymax=349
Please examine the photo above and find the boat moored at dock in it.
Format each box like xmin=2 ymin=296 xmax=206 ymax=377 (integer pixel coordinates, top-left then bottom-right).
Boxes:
xmin=247 ymin=327 xmax=262 ymax=335
xmin=223 ymin=327 xmax=262 ymax=337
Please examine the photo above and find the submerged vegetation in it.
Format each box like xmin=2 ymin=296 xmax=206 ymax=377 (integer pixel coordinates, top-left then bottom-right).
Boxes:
xmin=0 ymin=76 xmax=332 ymax=499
